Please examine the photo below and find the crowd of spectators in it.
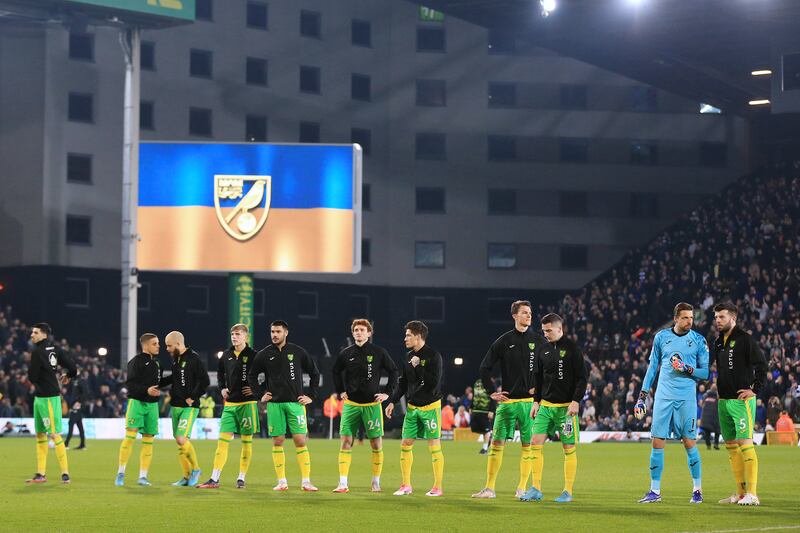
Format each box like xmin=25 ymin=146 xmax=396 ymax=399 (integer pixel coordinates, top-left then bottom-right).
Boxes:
xmin=2 ymin=163 xmax=800 ymax=436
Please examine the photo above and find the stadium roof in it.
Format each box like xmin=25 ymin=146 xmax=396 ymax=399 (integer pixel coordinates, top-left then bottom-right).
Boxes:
xmin=410 ymin=0 xmax=800 ymax=117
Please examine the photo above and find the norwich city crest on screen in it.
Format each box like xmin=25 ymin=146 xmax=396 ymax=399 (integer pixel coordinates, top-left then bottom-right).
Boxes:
xmin=214 ymin=175 xmax=272 ymax=241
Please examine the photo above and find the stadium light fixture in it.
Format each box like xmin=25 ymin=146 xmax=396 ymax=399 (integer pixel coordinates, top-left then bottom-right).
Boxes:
xmin=748 ymin=99 xmax=771 ymax=106
xmin=751 ymin=69 xmax=772 ymax=77
xmin=454 ymin=357 xmax=464 ymax=366
xmin=97 ymin=347 xmax=108 ymax=356
xmin=540 ymin=0 xmax=556 ymax=17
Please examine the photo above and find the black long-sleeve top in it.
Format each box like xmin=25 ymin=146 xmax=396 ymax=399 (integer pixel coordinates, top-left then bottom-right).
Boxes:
xmin=480 ymin=328 xmax=543 ymax=399
xmin=218 ymin=345 xmax=258 ymax=404
xmin=533 ymin=336 xmax=587 ymax=404
xmin=126 ymin=352 xmax=162 ymax=403
xmin=250 ymin=342 xmax=321 ymax=402
xmin=712 ymin=326 xmax=768 ymax=400
xmin=159 ymin=348 xmax=210 ymax=408
xmin=332 ymin=341 xmax=399 ymax=404
xmin=391 ymin=343 xmax=443 ymax=407
xmin=29 ymin=339 xmax=77 ymax=397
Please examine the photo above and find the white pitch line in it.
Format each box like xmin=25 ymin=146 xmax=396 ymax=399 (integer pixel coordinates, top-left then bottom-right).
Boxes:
xmin=678 ymin=526 xmax=800 ymax=533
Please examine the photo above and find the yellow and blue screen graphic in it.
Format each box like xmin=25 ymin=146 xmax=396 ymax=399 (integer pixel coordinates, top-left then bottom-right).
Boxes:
xmin=138 ymin=142 xmax=361 ymax=273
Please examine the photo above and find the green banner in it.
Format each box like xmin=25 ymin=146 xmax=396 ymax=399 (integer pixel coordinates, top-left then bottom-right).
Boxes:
xmin=419 ymin=6 xmax=444 ymax=22
xmin=65 ymin=0 xmax=195 ymax=21
xmin=228 ymin=274 xmax=254 ymax=341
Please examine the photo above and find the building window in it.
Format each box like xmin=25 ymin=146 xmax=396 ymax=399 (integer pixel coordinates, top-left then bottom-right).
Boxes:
xmin=189 ymin=107 xmax=212 ymax=137
xmin=630 ymin=141 xmax=658 ymax=165
xmin=415 ymin=187 xmax=445 ymax=214
xmin=189 ymin=48 xmax=213 ymax=78
xmin=488 ymin=243 xmax=517 ymax=269
xmin=195 ymin=0 xmax=213 ymax=21
xmin=560 ymin=85 xmax=587 ymax=110
xmin=362 ymin=183 xmax=371 ymax=211
xmin=351 ymin=128 xmax=371 ymax=156
xmin=414 ymin=296 xmax=445 ymax=322
xmin=69 ymin=33 xmax=94 ymax=61
xmin=246 ymin=1 xmax=268 ymax=29
xmin=415 ymin=132 xmax=446 ymax=160
xmin=67 ymin=153 xmax=92 ymax=184
xmin=488 ymin=29 xmax=516 ymax=55
xmin=246 ymin=57 xmax=268 ymax=86
xmin=415 ymin=241 xmax=445 ymax=268
xmin=416 ymin=27 xmax=445 ymax=52
xmin=300 ymin=10 xmax=321 ymax=38
xmin=68 ymin=92 xmax=94 ymax=123
xmin=140 ymin=100 xmax=154 ymax=130
xmin=560 ymin=245 xmax=588 ymax=270
xmin=351 ymin=19 xmax=371 ymax=47
xmin=66 ymin=215 xmax=91 ymax=245
xmin=488 ymin=189 xmax=516 ymax=214
xmin=140 ymin=41 xmax=155 ymax=71
xmin=138 ymin=282 xmax=151 ymax=311
xmin=559 ymin=191 xmax=588 ymax=216
xmin=361 ymin=238 xmax=371 ymax=266
xmin=629 ymin=86 xmax=658 ymax=112
xmin=186 ymin=285 xmax=209 ymax=314
xmin=560 ymin=138 xmax=589 ymax=163
xmin=299 ymin=121 xmax=320 ymax=142
xmin=351 ymin=73 xmax=371 ymax=101
xmin=246 ymin=114 xmax=267 ymax=142
xmin=64 ymin=278 xmax=90 ymax=308
xmin=488 ymin=82 xmax=516 ymax=108
xmin=300 ymin=65 xmax=321 ymax=94
xmin=416 ymin=79 xmax=446 ymax=107
xmin=699 ymin=142 xmax=727 ymax=167
xmin=349 ymin=294 xmax=370 ymax=317
xmin=488 ymin=135 xmax=516 ymax=161
xmin=254 ymin=288 xmax=266 ymax=316
xmin=298 ymin=291 xmax=318 ymax=319
xmin=629 ymin=193 xmax=659 ymax=218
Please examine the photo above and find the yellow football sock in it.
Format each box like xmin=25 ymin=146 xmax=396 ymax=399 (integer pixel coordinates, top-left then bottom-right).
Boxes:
xmin=213 ymin=434 xmax=232 ymax=473
xmin=118 ymin=429 xmax=137 ymax=472
xmin=400 ymin=445 xmax=413 ymax=486
xmin=531 ymin=445 xmax=544 ymax=490
xmin=185 ymin=440 xmax=200 ymax=471
xmin=564 ymin=447 xmax=577 ymax=494
xmin=177 ymin=443 xmax=191 ymax=477
xmin=371 ymin=448 xmax=384 ymax=479
xmin=36 ymin=435 xmax=48 ymax=474
xmin=485 ymin=444 xmax=504 ymax=491
xmin=239 ymin=436 xmax=253 ymax=477
xmin=296 ymin=446 xmax=311 ymax=480
xmin=518 ymin=445 xmax=533 ymax=491
xmin=741 ymin=445 xmax=759 ymax=496
xmin=726 ymin=444 xmax=746 ymax=495
xmin=338 ymin=448 xmax=353 ymax=478
xmin=140 ymin=435 xmax=155 ymax=477
xmin=52 ymin=435 xmax=69 ymax=475
xmin=429 ymin=444 xmax=444 ymax=489
xmin=272 ymin=446 xmax=286 ymax=480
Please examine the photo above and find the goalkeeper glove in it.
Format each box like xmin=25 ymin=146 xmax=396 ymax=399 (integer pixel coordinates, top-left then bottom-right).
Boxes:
xmin=634 ymin=391 xmax=648 ymax=420
xmin=670 ymin=357 xmax=694 ymax=375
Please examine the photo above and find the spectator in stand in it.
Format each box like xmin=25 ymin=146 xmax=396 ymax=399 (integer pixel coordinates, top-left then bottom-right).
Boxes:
xmin=699 ymin=385 xmax=720 ymax=450
xmin=454 ymin=405 xmax=470 ymax=428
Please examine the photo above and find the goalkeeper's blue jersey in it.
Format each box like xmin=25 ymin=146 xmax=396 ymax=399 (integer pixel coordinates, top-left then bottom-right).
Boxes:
xmin=642 ymin=328 xmax=709 ymax=400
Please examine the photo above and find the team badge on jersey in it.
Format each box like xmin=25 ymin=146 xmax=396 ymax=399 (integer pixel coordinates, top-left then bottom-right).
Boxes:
xmin=529 ymin=343 xmax=536 ymax=351
xmin=559 ymin=350 xmax=566 ymax=358
xmin=214 ymin=175 xmax=272 ymax=241
xmin=366 ymin=355 xmax=373 ymax=363
xmin=287 ymin=354 xmax=294 ymax=361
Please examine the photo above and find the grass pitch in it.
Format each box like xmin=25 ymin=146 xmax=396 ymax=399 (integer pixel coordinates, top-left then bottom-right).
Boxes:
xmin=1 ymin=438 xmax=798 ymax=532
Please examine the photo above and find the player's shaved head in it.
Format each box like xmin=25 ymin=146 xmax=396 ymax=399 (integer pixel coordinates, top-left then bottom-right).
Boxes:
xmin=165 ymin=331 xmax=185 ymax=345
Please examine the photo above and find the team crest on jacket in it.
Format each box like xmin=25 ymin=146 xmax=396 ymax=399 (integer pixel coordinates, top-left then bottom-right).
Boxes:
xmin=181 ymin=361 xmax=186 ymax=368
xmin=421 ymin=359 xmax=427 ymax=366
xmin=366 ymin=355 xmax=373 ymax=363
xmin=287 ymin=354 xmax=294 ymax=361
xmin=559 ymin=350 xmax=566 ymax=358
xmin=528 ymin=343 xmax=536 ymax=351
xmin=729 ymin=340 xmax=736 ymax=348
xmin=214 ymin=175 xmax=271 ymax=241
